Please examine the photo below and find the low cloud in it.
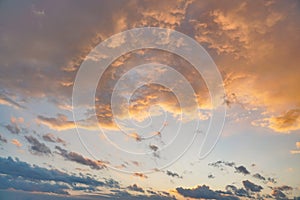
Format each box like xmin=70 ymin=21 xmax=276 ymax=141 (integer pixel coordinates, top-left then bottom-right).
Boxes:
xmin=42 ymin=133 xmax=66 ymax=146
xmin=166 ymin=170 xmax=182 ymax=179
xmin=25 ymin=135 xmax=51 ymax=155
xmin=37 ymin=114 xmax=98 ymax=131
xmin=242 ymin=180 xmax=263 ymax=192
xmin=127 ymin=184 xmax=145 ymax=193
xmin=0 ymin=134 xmax=7 ymax=143
xmin=176 ymin=185 xmax=239 ymax=200
xmin=4 ymin=124 xmax=20 ymax=134
xmin=235 ymin=166 xmax=250 ymax=175
xmin=11 ymin=139 xmax=22 ymax=147
xmin=0 ymin=157 xmax=105 ymax=194
xmin=133 ymin=173 xmax=148 ymax=179
xmin=55 ymin=146 xmax=107 ymax=170
xmin=0 ymin=93 xmax=25 ymax=109
xmin=267 ymin=109 xmax=300 ymax=133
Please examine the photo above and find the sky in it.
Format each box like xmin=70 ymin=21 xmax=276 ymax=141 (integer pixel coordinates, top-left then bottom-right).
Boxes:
xmin=0 ymin=0 xmax=300 ymax=199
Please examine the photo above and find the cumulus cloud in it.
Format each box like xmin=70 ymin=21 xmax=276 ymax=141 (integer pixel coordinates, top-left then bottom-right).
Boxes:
xmin=242 ymin=180 xmax=263 ymax=192
xmin=55 ymin=146 xmax=107 ymax=170
xmin=25 ymin=135 xmax=51 ymax=155
xmin=266 ymin=109 xmax=300 ymax=133
xmin=0 ymin=157 xmax=104 ymax=194
xmin=176 ymin=185 xmax=239 ymax=200
xmin=127 ymin=184 xmax=145 ymax=193
xmin=0 ymin=134 xmax=7 ymax=143
xmin=11 ymin=139 xmax=22 ymax=147
xmin=42 ymin=133 xmax=66 ymax=146
xmin=37 ymin=114 xmax=99 ymax=131
xmin=166 ymin=170 xmax=182 ymax=179
xmin=234 ymin=166 xmax=250 ymax=175
xmin=0 ymin=93 xmax=25 ymax=109
xmin=4 ymin=124 xmax=20 ymax=134
xmin=133 ymin=172 xmax=148 ymax=179
xmin=253 ymin=173 xmax=266 ymax=181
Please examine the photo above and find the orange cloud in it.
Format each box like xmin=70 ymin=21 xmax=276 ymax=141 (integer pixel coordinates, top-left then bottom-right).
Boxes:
xmin=11 ymin=139 xmax=22 ymax=147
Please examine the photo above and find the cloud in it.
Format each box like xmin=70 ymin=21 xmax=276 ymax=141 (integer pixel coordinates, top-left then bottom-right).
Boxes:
xmin=166 ymin=170 xmax=182 ymax=179
xmin=37 ymin=114 xmax=76 ymax=131
xmin=271 ymin=189 xmax=288 ymax=200
xmin=208 ymin=160 xmax=236 ymax=171
xmin=37 ymin=114 xmax=98 ymax=131
xmin=42 ymin=133 xmax=66 ymax=146
xmin=266 ymin=109 xmax=300 ymax=133
xmin=11 ymin=139 xmax=22 ymax=147
xmin=235 ymin=166 xmax=250 ymax=175
xmin=176 ymin=185 xmax=239 ymax=200
xmin=4 ymin=124 xmax=20 ymax=134
xmin=225 ymin=185 xmax=249 ymax=198
xmin=55 ymin=146 xmax=107 ymax=170
xmin=0 ymin=156 xmax=105 ymax=194
xmin=208 ymin=174 xmax=215 ymax=179
xmin=290 ymin=141 xmax=300 ymax=154
xmin=253 ymin=173 xmax=266 ymax=181
xmin=25 ymin=135 xmax=51 ymax=155
xmin=127 ymin=184 xmax=145 ymax=193
xmin=242 ymin=180 xmax=263 ymax=192
xmin=133 ymin=173 xmax=148 ymax=179
xmin=0 ymin=175 xmax=69 ymax=195
xmin=0 ymin=134 xmax=7 ymax=143
xmin=296 ymin=142 xmax=300 ymax=149
xmin=0 ymin=93 xmax=25 ymax=109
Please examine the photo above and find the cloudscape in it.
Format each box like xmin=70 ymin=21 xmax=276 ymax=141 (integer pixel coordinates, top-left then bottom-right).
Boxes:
xmin=0 ymin=1 xmax=299 ymax=199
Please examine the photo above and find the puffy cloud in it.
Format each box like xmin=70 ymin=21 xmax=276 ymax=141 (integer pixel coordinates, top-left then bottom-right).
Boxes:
xmin=271 ymin=189 xmax=288 ymax=200
xmin=166 ymin=170 xmax=182 ymax=179
xmin=4 ymin=124 xmax=20 ymax=134
xmin=0 ymin=134 xmax=7 ymax=143
xmin=235 ymin=166 xmax=250 ymax=175
xmin=127 ymin=184 xmax=145 ymax=193
xmin=42 ymin=133 xmax=66 ymax=146
xmin=290 ymin=141 xmax=300 ymax=154
xmin=242 ymin=180 xmax=263 ymax=192
xmin=176 ymin=185 xmax=239 ymax=200
xmin=266 ymin=109 xmax=300 ymax=133
xmin=55 ymin=146 xmax=107 ymax=170
xmin=225 ymin=185 xmax=249 ymax=198
xmin=133 ymin=172 xmax=148 ymax=179
xmin=0 ymin=93 xmax=25 ymax=109
xmin=0 ymin=156 xmax=104 ymax=194
xmin=11 ymin=139 xmax=22 ymax=147
xmin=37 ymin=114 xmax=98 ymax=131
xmin=25 ymin=135 xmax=51 ymax=155
xmin=253 ymin=173 xmax=266 ymax=181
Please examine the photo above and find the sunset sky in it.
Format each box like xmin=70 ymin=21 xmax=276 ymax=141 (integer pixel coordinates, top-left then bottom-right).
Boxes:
xmin=0 ymin=1 xmax=300 ymax=199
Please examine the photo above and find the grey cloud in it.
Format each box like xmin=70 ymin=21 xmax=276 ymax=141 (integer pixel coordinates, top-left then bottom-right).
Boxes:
xmin=0 ymin=134 xmax=7 ymax=143
xmin=176 ymin=185 xmax=240 ymax=200
xmin=4 ymin=124 xmax=20 ymax=134
xmin=55 ymin=146 xmax=107 ymax=170
xmin=225 ymin=185 xmax=250 ymax=198
xmin=0 ymin=175 xmax=69 ymax=195
xmin=242 ymin=180 xmax=263 ymax=192
xmin=235 ymin=166 xmax=250 ymax=175
xmin=42 ymin=133 xmax=66 ymax=145
xmin=272 ymin=189 xmax=288 ymax=200
xmin=166 ymin=170 xmax=182 ymax=179
xmin=208 ymin=160 xmax=236 ymax=171
xmin=0 ymin=156 xmax=104 ymax=193
xmin=208 ymin=174 xmax=215 ymax=179
xmin=253 ymin=173 xmax=266 ymax=181
xmin=127 ymin=184 xmax=145 ymax=193
xmin=25 ymin=135 xmax=51 ymax=155
xmin=0 ymin=93 xmax=25 ymax=109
